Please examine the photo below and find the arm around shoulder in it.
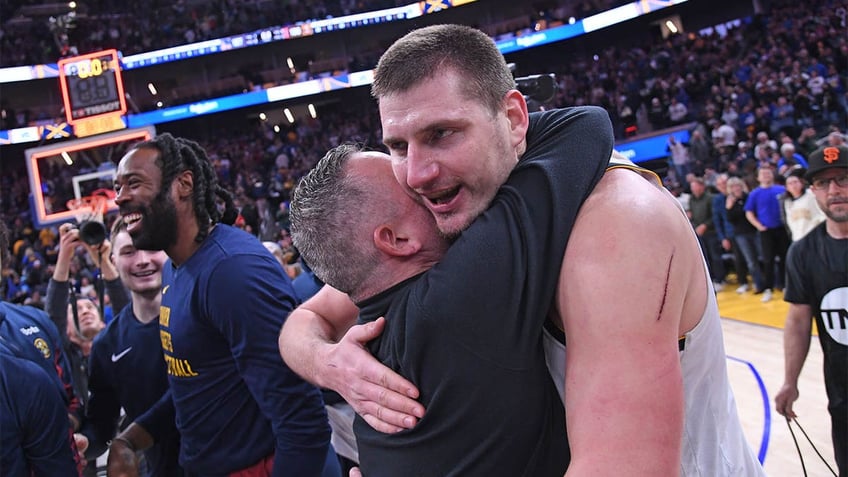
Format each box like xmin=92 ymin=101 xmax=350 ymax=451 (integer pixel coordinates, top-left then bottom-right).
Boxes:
xmin=278 ymin=284 xmax=360 ymax=386
xmin=279 ymin=284 xmax=425 ymax=433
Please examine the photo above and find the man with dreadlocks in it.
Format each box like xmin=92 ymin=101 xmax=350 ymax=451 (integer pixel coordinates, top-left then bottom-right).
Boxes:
xmin=106 ymin=133 xmax=330 ymax=477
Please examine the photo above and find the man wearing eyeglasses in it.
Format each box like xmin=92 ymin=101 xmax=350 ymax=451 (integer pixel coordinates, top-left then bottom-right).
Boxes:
xmin=775 ymin=144 xmax=848 ymax=476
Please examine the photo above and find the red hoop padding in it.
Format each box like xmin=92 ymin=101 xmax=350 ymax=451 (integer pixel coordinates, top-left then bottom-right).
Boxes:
xmin=67 ymin=195 xmax=110 ymax=215
xmin=66 ymin=188 xmax=116 ymax=214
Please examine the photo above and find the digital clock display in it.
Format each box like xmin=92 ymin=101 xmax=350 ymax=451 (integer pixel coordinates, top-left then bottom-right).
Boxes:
xmin=58 ymin=49 xmax=127 ymax=124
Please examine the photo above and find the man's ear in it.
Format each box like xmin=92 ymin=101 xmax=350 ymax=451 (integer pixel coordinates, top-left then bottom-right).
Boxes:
xmin=504 ymin=89 xmax=530 ymax=152
xmin=373 ymin=225 xmax=421 ymax=257
xmin=174 ymin=170 xmax=194 ymax=199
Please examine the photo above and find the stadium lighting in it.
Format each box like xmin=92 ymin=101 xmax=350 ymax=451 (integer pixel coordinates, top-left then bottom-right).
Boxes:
xmin=283 ymin=108 xmax=294 ymax=124
xmin=156 ymin=101 xmax=163 ymax=108
xmin=259 ymin=112 xmax=267 ymax=121
xmin=308 ymin=103 xmax=317 ymax=118
xmin=666 ymin=20 xmax=679 ymax=34
xmin=273 ymin=125 xmax=281 ymax=133
xmin=69 ymin=1 xmax=77 ymax=9
xmin=147 ymin=82 xmax=158 ymax=95
xmin=61 ymin=151 xmax=73 ymax=165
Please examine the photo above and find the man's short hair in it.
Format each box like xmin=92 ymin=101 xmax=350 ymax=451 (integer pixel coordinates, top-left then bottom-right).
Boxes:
xmin=372 ymin=24 xmax=516 ymax=116
xmin=290 ymin=144 xmax=381 ymax=296
xmin=110 ymin=216 xmax=128 ymax=239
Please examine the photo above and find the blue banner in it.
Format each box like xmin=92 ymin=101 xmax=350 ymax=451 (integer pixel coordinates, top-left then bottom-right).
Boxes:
xmin=496 ymin=22 xmax=586 ymax=55
xmin=615 ymin=128 xmax=691 ymax=164
xmin=126 ymin=90 xmax=269 ymax=128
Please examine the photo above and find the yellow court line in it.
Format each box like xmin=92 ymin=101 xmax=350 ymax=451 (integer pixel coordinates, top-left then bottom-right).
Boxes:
xmin=717 ymin=288 xmax=819 ymax=335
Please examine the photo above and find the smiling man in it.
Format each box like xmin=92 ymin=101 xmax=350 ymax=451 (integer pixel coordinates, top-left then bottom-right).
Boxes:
xmin=81 ymin=217 xmax=182 ymax=476
xmin=107 ymin=133 xmax=330 ymax=477
xmin=280 ymin=24 xmax=764 ymax=476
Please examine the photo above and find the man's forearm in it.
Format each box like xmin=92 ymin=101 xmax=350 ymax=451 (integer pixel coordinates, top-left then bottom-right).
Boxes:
xmin=45 ymin=278 xmax=71 ymax=338
xmin=783 ymin=307 xmax=813 ymax=386
xmin=279 ymin=310 xmax=338 ymax=388
xmin=279 ymin=285 xmax=360 ymax=387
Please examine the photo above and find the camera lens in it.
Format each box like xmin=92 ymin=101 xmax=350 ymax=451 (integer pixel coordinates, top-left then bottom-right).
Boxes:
xmin=78 ymin=220 xmax=107 ymax=246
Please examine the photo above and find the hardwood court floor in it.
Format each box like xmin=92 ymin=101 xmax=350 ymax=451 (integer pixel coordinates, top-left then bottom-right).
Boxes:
xmin=718 ymin=287 xmax=836 ymax=477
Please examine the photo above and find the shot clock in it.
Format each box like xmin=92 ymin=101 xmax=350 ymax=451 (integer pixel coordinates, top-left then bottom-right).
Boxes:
xmin=58 ymin=49 xmax=128 ymax=136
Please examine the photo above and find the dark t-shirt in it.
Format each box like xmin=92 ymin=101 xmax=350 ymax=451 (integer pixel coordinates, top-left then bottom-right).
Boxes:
xmin=159 ymin=225 xmax=329 ymax=476
xmin=0 ymin=346 xmax=78 ymax=477
xmin=84 ymin=304 xmax=181 ymax=476
xmin=355 ymin=107 xmax=614 ymax=476
xmin=0 ymin=302 xmax=78 ymax=415
xmin=784 ymin=223 xmax=848 ymax=412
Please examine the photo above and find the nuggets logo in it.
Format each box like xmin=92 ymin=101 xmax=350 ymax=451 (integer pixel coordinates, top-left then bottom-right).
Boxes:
xmin=823 ymin=147 xmax=841 ymax=164
xmin=33 ymin=338 xmax=51 ymax=359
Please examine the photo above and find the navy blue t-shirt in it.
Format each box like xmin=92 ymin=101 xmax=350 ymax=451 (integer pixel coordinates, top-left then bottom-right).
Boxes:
xmin=84 ymin=302 xmax=181 ymax=476
xmin=0 ymin=345 xmax=78 ymax=476
xmin=0 ymin=302 xmax=79 ymax=416
xmin=158 ymin=225 xmax=329 ymax=476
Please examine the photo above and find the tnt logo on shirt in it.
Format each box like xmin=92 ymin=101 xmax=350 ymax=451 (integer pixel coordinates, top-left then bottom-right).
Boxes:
xmin=820 ymin=287 xmax=848 ymax=346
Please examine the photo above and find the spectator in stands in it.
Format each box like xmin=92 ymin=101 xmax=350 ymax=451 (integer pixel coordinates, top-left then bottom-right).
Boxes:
xmin=648 ymin=96 xmax=668 ymax=130
xmin=668 ymin=135 xmax=691 ymax=181
xmin=770 ymin=95 xmax=796 ymax=138
xmin=745 ymin=166 xmax=790 ymax=303
xmin=826 ymin=130 xmax=846 ymax=148
xmin=754 ymin=131 xmax=778 ymax=161
xmin=711 ymin=173 xmax=735 ymax=282
xmin=668 ymin=97 xmax=689 ymax=125
xmin=781 ymin=171 xmax=826 ymax=242
xmin=725 ymin=176 xmax=765 ymax=294
xmin=688 ymin=176 xmax=726 ymax=290
xmin=45 ymin=223 xmax=126 ymax=413
xmin=777 ymin=143 xmax=809 ymax=175
xmin=687 ymin=129 xmax=712 ymax=173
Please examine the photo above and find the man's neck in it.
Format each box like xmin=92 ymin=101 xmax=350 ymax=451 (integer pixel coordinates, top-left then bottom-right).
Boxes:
xmin=167 ymin=219 xmax=209 ymax=266
xmin=826 ymin=219 xmax=848 ymax=240
xmin=132 ymin=291 xmax=162 ymax=324
xmin=351 ymin=259 xmax=435 ymax=304
xmin=69 ymin=334 xmax=94 ymax=356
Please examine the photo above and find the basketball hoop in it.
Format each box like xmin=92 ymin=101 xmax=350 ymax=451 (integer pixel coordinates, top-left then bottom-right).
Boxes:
xmin=66 ymin=188 xmax=116 ymax=245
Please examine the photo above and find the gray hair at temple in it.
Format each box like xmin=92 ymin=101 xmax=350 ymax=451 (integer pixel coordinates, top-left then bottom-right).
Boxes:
xmin=372 ymin=24 xmax=516 ymax=116
xmin=290 ymin=143 xmax=381 ymax=295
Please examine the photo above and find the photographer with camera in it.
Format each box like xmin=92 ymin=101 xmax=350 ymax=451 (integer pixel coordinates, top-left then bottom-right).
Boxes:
xmin=45 ymin=223 xmax=129 ymax=408
xmin=45 ymin=222 xmax=129 ymax=475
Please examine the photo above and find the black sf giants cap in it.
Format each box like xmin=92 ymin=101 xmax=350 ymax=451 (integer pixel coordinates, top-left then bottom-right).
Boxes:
xmin=806 ymin=144 xmax=848 ymax=181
